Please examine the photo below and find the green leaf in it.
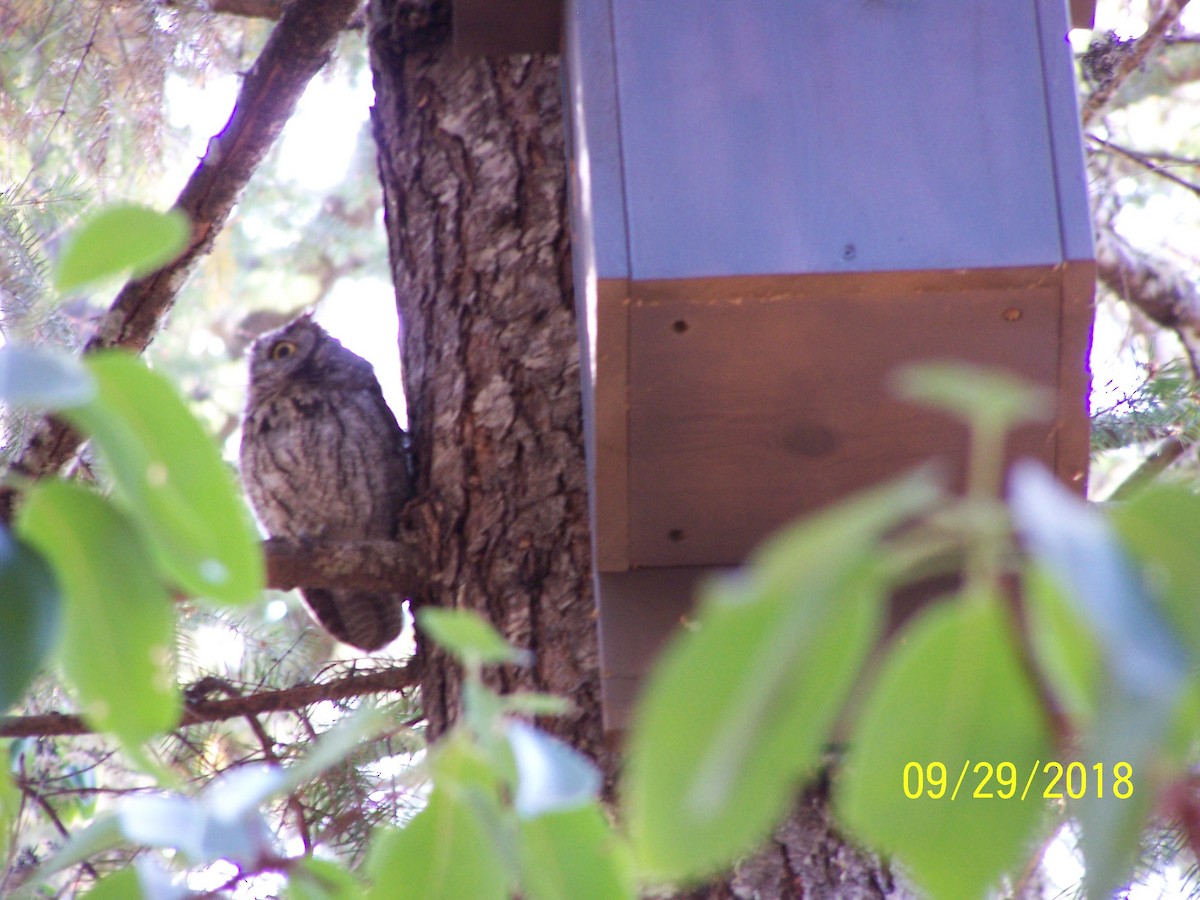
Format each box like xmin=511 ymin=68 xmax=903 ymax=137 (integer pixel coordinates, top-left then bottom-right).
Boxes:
xmin=0 ymin=529 xmax=60 ymax=711
xmin=82 ymin=867 xmax=145 ymax=899
xmin=129 ymin=859 xmax=186 ymax=900
xmin=117 ymin=795 xmax=198 ymax=855
xmin=0 ymin=344 xmax=95 ymax=409
xmin=17 ymin=482 xmax=180 ymax=743
xmin=1110 ymin=483 xmax=1200 ymax=660
xmin=837 ymin=597 xmax=1054 ymax=900
xmin=364 ymin=731 xmax=514 ymax=899
xmin=518 ymin=804 xmax=635 ymax=900
xmin=626 ymin=474 xmax=939 ymax=882
xmin=35 ymin=812 xmax=125 ymax=884
xmin=500 ymin=691 xmax=573 ymax=718
xmin=1070 ymin=691 xmax=1167 ymax=900
xmin=417 ymin=608 xmax=531 ymax=667
xmin=289 ymin=857 xmax=366 ymax=900
xmin=1011 ymin=463 xmax=1188 ymax=899
xmin=365 ymin=787 xmax=511 ymax=900
xmin=1022 ymin=565 xmax=1102 ymax=724
xmin=119 ymin=764 xmax=279 ymax=865
xmin=1011 ymin=463 xmax=1188 ymax=699
xmin=289 ymin=857 xmax=367 ymax=900
xmin=426 ymin=728 xmax=511 ymax=803
xmin=54 ymin=204 xmax=189 ymax=292
xmin=894 ymin=362 xmax=1051 ymax=435
xmin=66 ymin=352 xmax=264 ymax=604
xmin=0 ymin=762 xmax=17 ymax=860
xmin=505 ymin=720 xmax=601 ymax=818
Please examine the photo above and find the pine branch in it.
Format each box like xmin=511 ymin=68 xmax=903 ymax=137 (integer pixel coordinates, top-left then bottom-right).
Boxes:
xmin=1091 ymin=360 xmax=1200 ymax=452
xmin=1081 ymin=0 xmax=1193 ymax=127
xmin=0 ymin=0 xmax=362 ymax=523
xmin=0 ymin=664 xmax=420 ymax=739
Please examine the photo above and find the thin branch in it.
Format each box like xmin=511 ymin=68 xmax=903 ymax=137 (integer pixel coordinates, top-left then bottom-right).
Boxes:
xmin=0 ymin=664 xmax=419 ymax=739
xmin=1122 ymin=147 xmax=1200 ymax=167
xmin=1088 ymin=134 xmax=1200 ymax=198
xmin=188 ymin=676 xmax=314 ymax=852
xmin=18 ymin=6 xmax=104 ymax=194
xmin=1081 ymin=0 xmax=1193 ymax=127
xmin=0 ymin=0 xmax=363 ymax=523
xmin=1174 ymin=326 xmax=1200 ymax=382
xmin=17 ymin=781 xmax=101 ymax=882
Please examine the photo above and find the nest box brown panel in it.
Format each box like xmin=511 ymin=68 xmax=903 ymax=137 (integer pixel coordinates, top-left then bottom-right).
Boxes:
xmin=452 ymin=0 xmax=561 ymax=55
xmin=449 ymin=1 xmax=1097 ymax=54
xmin=565 ymin=0 xmax=1097 ymax=731
xmin=625 ymin=272 xmax=1077 ymax=568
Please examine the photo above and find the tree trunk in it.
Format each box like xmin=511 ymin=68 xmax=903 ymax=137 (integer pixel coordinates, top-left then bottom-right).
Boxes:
xmin=680 ymin=788 xmax=909 ymax=900
xmin=367 ymin=2 xmax=900 ymax=896
xmin=366 ymin=0 xmax=604 ymax=763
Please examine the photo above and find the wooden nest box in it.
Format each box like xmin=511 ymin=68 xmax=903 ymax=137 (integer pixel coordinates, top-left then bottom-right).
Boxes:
xmin=563 ymin=0 xmax=1099 ymax=731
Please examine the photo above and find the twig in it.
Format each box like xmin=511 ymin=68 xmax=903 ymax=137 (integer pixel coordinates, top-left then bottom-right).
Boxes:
xmin=0 ymin=0 xmax=362 ymax=523
xmin=1088 ymin=134 xmax=1200 ymax=198
xmin=188 ymin=676 xmax=314 ymax=852
xmin=1121 ymin=147 xmax=1200 ymax=167
xmin=1081 ymin=0 xmax=1193 ymax=127
xmin=15 ymin=772 xmax=101 ymax=883
xmin=0 ymin=664 xmax=419 ymax=739
xmin=20 ymin=7 xmax=104 ymax=194
xmin=1173 ymin=326 xmax=1200 ymax=382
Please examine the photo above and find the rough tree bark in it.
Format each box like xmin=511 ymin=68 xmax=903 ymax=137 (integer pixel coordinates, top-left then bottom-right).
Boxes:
xmin=366 ymin=1 xmax=604 ymax=762
xmin=367 ymin=2 xmax=901 ymax=896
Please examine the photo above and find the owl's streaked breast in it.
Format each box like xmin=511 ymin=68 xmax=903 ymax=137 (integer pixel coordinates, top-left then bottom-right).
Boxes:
xmin=240 ymin=385 xmax=407 ymax=541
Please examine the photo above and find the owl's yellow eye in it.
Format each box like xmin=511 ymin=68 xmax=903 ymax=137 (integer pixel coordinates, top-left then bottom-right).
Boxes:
xmin=270 ymin=340 xmax=298 ymax=361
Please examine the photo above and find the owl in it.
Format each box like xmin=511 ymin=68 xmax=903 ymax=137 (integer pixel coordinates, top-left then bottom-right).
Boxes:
xmin=240 ymin=314 xmax=412 ymax=651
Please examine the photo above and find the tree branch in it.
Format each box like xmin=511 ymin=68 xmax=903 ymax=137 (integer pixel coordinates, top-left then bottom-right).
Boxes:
xmin=1105 ymin=435 xmax=1192 ymax=501
xmin=1096 ymin=230 xmax=1200 ymax=332
xmin=263 ymin=536 xmax=424 ymax=592
xmin=0 ymin=664 xmax=420 ymax=739
xmin=1081 ymin=0 xmax=1192 ymax=127
xmin=1088 ymin=134 xmax=1200 ymax=198
xmin=0 ymin=0 xmax=362 ymax=523
xmin=160 ymin=0 xmax=367 ymax=29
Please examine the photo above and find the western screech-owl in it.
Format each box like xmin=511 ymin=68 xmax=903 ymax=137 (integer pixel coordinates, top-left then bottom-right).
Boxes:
xmin=240 ymin=314 xmax=412 ymax=651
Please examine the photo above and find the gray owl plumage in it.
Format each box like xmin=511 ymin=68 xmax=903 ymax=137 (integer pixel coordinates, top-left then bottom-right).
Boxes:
xmin=240 ymin=314 xmax=412 ymax=651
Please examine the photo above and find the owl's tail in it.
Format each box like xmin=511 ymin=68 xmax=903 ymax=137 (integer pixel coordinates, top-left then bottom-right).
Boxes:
xmin=300 ymin=588 xmax=405 ymax=651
